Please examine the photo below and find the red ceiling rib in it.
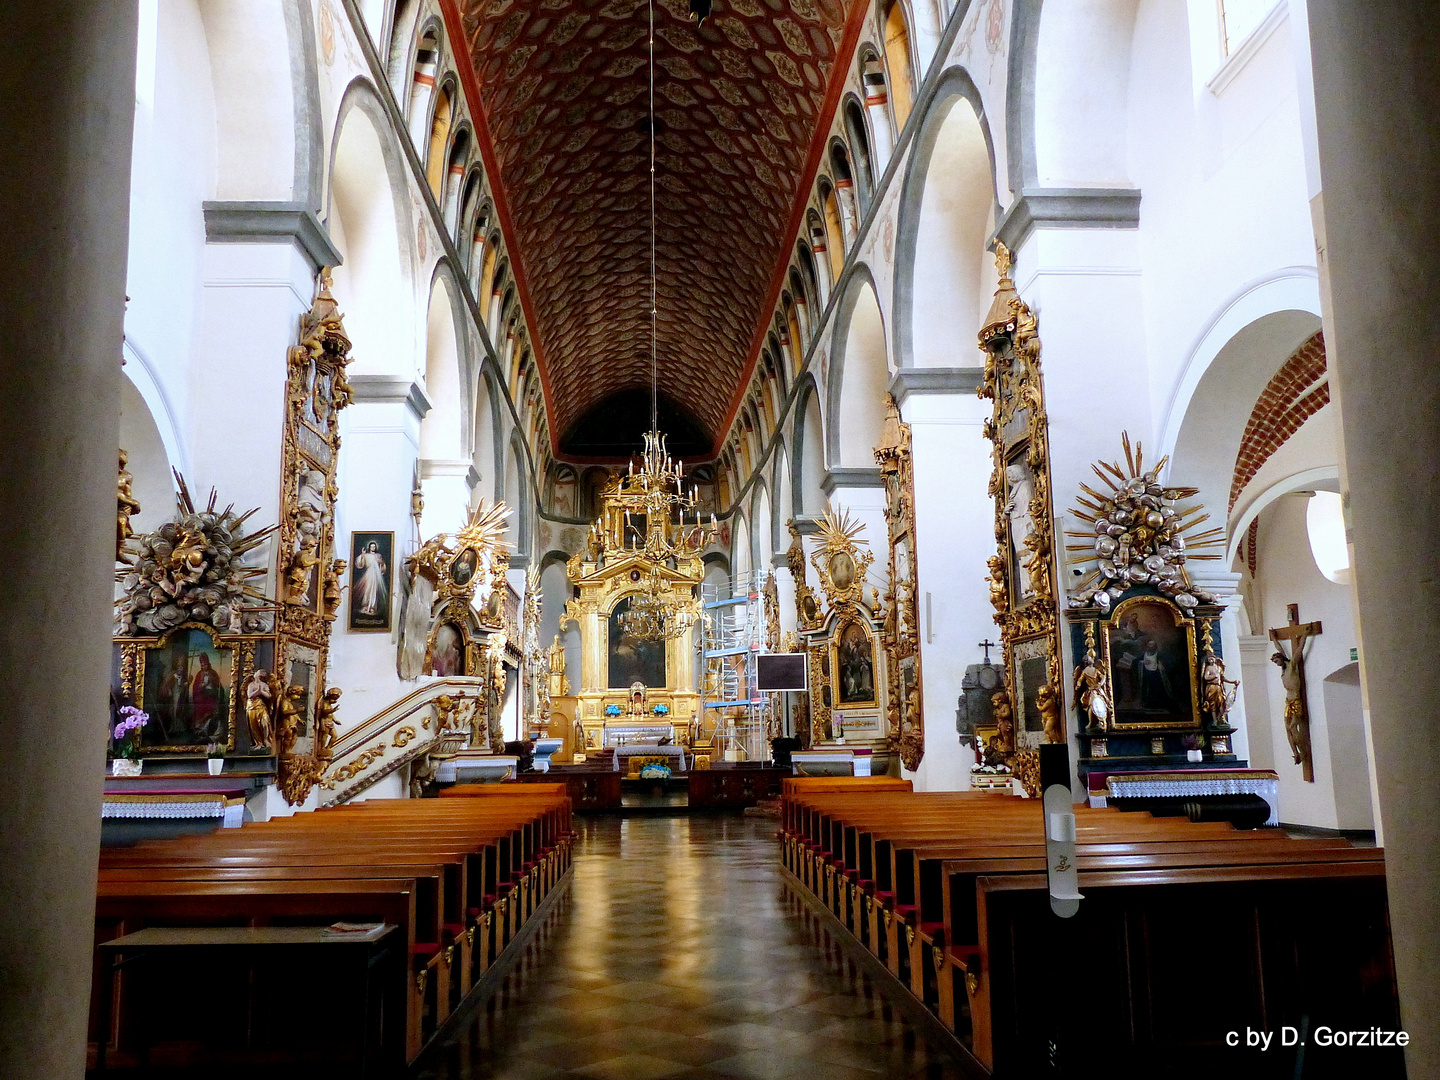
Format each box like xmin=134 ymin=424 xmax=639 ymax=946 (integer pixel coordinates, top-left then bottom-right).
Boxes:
xmin=445 ymin=0 xmax=866 ymax=462
xmin=709 ymin=0 xmax=869 ymax=457
xmin=440 ymin=0 xmax=561 ymax=452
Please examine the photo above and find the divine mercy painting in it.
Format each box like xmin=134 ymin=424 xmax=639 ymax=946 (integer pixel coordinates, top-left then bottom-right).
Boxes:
xmin=348 ymin=531 xmax=393 ymax=632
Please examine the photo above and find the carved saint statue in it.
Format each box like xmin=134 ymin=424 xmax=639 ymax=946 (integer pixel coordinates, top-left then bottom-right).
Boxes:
xmin=117 ymin=449 xmax=141 ymax=561
xmin=985 ymin=554 xmax=1007 ymax=611
xmin=1200 ymin=651 xmax=1238 ymax=724
xmin=1036 ymin=683 xmax=1065 ymax=744
xmin=314 ymin=686 xmax=342 ymax=763
xmin=1005 ymin=462 xmax=1036 ymax=600
xmin=324 ymin=558 xmax=346 ymax=618
xmin=1073 ymin=649 xmax=1112 ymax=734
xmin=243 ymin=669 xmax=278 ymax=750
xmin=983 ymin=689 xmax=1016 ymax=767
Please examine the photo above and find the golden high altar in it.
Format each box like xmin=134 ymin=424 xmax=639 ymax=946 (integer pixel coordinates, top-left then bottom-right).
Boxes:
xmin=556 ymin=433 xmax=714 ymax=752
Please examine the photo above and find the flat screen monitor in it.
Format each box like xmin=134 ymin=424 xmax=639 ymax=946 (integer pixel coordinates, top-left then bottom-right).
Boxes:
xmin=756 ymin=653 xmax=808 ymax=692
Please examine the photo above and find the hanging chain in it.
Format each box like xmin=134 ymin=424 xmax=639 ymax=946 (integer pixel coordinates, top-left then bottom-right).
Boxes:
xmin=648 ymin=0 xmax=658 ymax=436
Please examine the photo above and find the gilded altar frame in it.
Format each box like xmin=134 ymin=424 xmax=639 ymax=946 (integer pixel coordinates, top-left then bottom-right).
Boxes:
xmin=875 ymin=395 xmax=924 ymax=771
xmin=977 ymin=245 xmax=1065 ymax=757
xmin=273 ymin=270 xmax=354 ymax=803
xmin=1091 ymin=595 xmax=1203 ymax=732
xmin=561 ymin=552 xmax=702 ymax=749
xmin=116 ymin=622 xmax=257 ymax=754
xmin=794 ymin=510 xmax=891 ymax=756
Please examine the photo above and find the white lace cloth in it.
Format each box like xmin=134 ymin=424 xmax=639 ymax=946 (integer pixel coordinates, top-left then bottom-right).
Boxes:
xmin=1105 ymin=773 xmax=1279 ymax=825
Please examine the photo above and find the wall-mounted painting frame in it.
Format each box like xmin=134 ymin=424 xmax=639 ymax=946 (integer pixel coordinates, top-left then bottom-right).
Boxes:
xmin=348 ymin=530 xmax=394 ymax=632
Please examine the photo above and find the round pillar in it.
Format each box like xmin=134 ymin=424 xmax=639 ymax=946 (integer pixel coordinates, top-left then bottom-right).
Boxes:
xmin=0 ymin=4 xmax=138 ymax=1077
xmin=1309 ymin=3 xmax=1440 ymax=1069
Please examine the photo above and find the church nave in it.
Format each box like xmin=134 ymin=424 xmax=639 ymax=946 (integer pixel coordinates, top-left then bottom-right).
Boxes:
xmin=421 ymin=818 xmax=961 ymax=1080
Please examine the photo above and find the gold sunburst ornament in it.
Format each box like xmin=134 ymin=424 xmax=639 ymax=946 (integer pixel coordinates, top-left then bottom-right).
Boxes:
xmin=810 ymin=509 xmax=875 ymax=608
xmin=1064 ymin=432 xmax=1225 ymax=613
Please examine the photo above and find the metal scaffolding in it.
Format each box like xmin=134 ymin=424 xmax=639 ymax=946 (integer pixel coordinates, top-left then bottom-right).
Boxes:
xmin=700 ymin=569 xmax=771 ymax=762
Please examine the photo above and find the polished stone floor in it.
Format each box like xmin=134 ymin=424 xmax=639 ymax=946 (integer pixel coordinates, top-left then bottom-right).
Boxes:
xmin=419 ymin=816 xmax=969 ymax=1080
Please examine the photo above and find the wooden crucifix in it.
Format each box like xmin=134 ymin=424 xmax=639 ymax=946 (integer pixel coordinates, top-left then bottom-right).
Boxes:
xmin=1270 ymin=603 xmax=1322 ymax=783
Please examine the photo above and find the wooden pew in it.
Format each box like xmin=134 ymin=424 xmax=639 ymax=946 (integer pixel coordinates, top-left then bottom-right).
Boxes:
xmin=777 ymin=788 xmax=1399 ymax=1076
xmin=92 ymin=794 xmax=572 ymax=1070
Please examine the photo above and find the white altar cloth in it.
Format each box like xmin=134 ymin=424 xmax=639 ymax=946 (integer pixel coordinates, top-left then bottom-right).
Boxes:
xmin=613 ymin=744 xmax=687 ymax=772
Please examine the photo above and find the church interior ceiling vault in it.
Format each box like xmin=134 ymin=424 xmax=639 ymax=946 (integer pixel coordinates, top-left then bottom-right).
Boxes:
xmin=454 ymin=0 xmax=861 ymax=454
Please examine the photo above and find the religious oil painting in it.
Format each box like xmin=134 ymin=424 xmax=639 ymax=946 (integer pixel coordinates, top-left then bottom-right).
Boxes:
xmin=1104 ymin=597 xmax=1200 ymax=730
xmin=451 ymin=547 xmax=479 ymax=587
xmin=1011 ymin=633 xmax=1051 ymax=744
xmin=609 ymin=597 xmax=666 ymax=689
xmin=430 ymin=622 xmax=467 ymax=677
xmin=348 ymin=531 xmax=393 ymax=632
xmin=141 ymin=626 xmax=234 ymax=750
xmin=836 ymin=621 xmax=877 ymax=706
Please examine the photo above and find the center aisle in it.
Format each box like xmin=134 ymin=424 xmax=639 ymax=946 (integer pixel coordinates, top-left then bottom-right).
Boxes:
xmin=419 ymin=816 xmax=966 ymax=1080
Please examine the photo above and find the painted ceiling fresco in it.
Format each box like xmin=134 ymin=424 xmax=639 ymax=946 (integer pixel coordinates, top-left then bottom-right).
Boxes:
xmin=457 ymin=0 xmax=854 ymax=447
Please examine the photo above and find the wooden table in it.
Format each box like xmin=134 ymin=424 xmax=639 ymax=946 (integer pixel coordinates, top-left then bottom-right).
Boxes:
xmin=95 ymin=924 xmax=401 ymax=1077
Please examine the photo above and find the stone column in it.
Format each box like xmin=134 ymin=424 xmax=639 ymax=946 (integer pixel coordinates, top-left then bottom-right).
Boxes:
xmin=1308 ymin=4 xmax=1440 ymax=1070
xmin=891 ymin=370 xmax=992 ymax=792
xmin=0 ymin=5 xmax=137 ymax=1078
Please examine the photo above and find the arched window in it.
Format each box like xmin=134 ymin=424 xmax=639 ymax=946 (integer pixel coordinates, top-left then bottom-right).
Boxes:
xmin=442 ymin=129 xmax=471 ymax=231
xmin=478 ymin=233 xmax=501 ymax=310
xmin=784 ymin=291 xmax=806 ymax=367
xmin=789 ymin=269 xmax=812 ymax=344
xmin=820 ymin=185 xmax=845 ymax=281
xmin=406 ymin=27 xmax=439 ymax=149
xmin=806 ymin=212 xmax=833 ymax=298
xmin=861 ymin=55 xmax=895 ymax=153
xmin=884 ymin=0 xmax=916 ymax=131
xmin=843 ymin=100 xmax=875 ymax=211
xmin=425 ymin=82 xmax=455 ymax=198
xmin=828 ymin=145 xmax=859 ymax=243
xmin=458 ymin=180 xmax=484 ymax=268
xmin=798 ymin=242 xmax=824 ymax=314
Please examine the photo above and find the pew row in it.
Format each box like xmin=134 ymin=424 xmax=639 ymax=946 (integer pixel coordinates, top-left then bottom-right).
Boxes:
xmin=778 ymin=783 xmax=1400 ymax=1077
xmin=92 ymin=791 xmax=574 ymax=1072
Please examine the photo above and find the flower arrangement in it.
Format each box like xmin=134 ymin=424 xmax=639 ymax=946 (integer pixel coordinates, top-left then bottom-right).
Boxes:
xmin=652 ymin=703 xmax=670 ymax=716
xmin=112 ymin=706 xmax=149 ymax=759
xmin=604 ymin=704 xmax=623 ymax=717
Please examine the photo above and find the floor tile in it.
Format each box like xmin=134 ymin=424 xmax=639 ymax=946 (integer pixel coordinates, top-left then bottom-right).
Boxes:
xmin=423 ymin=817 xmax=964 ymax=1080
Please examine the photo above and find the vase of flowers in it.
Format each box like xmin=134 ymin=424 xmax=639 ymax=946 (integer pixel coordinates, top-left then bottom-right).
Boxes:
xmin=205 ymin=742 xmax=226 ymax=775
xmin=111 ymin=706 xmax=149 ymax=777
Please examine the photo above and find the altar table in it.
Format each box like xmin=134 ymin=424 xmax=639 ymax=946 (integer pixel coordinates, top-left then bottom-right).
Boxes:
xmin=613 ymin=744 xmax=687 ymax=773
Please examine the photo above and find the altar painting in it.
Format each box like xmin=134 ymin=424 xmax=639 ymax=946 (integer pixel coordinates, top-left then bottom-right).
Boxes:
xmin=141 ymin=626 xmax=234 ymax=749
xmin=834 ymin=621 xmax=876 ymax=705
xmin=608 ymin=597 xmax=666 ymax=688
xmin=1104 ymin=598 xmax=1200 ymax=730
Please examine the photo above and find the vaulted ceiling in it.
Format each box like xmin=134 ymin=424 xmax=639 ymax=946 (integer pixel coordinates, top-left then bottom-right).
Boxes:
xmin=455 ymin=0 xmax=858 ymax=456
